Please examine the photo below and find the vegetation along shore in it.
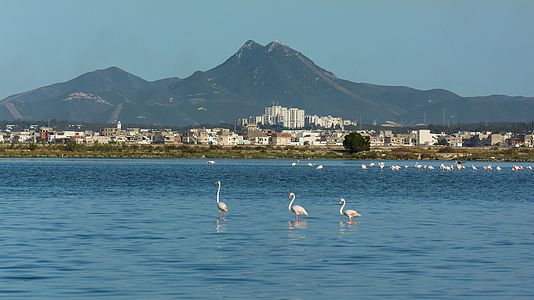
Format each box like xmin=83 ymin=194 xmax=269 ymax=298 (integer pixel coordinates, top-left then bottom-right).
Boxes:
xmin=1 ymin=143 xmax=534 ymax=162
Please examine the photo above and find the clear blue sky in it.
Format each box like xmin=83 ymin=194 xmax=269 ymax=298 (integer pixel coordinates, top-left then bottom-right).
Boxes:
xmin=1 ymin=0 xmax=533 ymax=99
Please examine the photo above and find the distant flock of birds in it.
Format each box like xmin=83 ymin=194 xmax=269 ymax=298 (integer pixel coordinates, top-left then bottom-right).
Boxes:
xmin=358 ymin=161 xmax=533 ymax=172
xmin=214 ymin=180 xmax=361 ymax=224
xmin=209 ymin=159 xmax=533 ymax=173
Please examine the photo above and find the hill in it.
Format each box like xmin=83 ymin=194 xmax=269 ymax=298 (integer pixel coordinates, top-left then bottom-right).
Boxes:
xmin=1 ymin=40 xmax=533 ymax=125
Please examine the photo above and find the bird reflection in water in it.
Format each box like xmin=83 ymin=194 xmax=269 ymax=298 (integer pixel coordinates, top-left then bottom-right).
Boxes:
xmin=216 ymin=217 xmax=226 ymax=233
xmin=288 ymin=220 xmax=308 ymax=229
xmin=338 ymin=220 xmax=359 ymax=237
xmin=288 ymin=220 xmax=308 ymax=239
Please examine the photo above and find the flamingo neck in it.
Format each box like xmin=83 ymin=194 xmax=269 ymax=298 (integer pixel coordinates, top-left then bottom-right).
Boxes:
xmin=288 ymin=194 xmax=295 ymax=211
xmin=216 ymin=184 xmax=220 ymax=204
xmin=339 ymin=200 xmax=346 ymax=215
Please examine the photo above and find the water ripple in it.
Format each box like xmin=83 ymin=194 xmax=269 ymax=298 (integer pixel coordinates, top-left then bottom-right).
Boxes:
xmin=1 ymin=158 xmax=533 ymax=299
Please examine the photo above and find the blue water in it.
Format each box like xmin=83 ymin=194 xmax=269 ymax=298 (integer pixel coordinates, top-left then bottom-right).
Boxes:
xmin=1 ymin=158 xmax=534 ymax=299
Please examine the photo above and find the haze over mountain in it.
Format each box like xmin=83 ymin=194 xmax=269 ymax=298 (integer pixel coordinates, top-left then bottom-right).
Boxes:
xmin=1 ymin=40 xmax=533 ymax=126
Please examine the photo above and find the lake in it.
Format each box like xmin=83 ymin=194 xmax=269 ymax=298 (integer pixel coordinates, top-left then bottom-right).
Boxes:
xmin=1 ymin=158 xmax=533 ymax=299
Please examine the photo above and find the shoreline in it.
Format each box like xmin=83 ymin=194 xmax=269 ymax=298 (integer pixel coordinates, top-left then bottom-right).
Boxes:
xmin=1 ymin=144 xmax=534 ymax=162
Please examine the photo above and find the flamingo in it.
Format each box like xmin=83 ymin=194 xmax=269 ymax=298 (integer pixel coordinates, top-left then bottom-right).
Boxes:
xmin=338 ymin=198 xmax=361 ymax=224
xmin=288 ymin=192 xmax=308 ymax=222
xmin=316 ymin=165 xmax=323 ymax=170
xmin=207 ymin=160 xmax=216 ymax=165
xmin=361 ymin=164 xmax=367 ymax=170
xmin=215 ymin=181 xmax=229 ymax=218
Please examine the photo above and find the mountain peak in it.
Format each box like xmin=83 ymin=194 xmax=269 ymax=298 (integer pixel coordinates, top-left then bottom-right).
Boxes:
xmin=240 ymin=40 xmax=262 ymax=50
xmin=94 ymin=66 xmax=127 ymax=74
xmin=80 ymin=66 xmax=131 ymax=80
xmin=265 ymin=40 xmax=297 ymax=55
xmin=231 ymin=40 xmax=264 ymax=64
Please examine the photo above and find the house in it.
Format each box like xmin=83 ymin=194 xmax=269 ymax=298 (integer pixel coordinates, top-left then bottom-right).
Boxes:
xmin=271 ymin=132 xmax=292 ymax=146
xmin=416 ymin=129 xmax=435 ymax=145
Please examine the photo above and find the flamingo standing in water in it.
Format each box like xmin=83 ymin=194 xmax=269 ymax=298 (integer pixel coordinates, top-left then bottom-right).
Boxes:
xmin=288 ymin=192 xmax=308 ymax=222
xmin=338 ymin=198 xmax=361 ymax=224
xmin=215 ymin=181 xmax=229 ymax=218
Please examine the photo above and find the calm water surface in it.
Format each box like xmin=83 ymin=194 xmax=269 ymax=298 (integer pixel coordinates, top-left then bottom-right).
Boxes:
xmin=1 ymin=158 xmax=534 ymax=299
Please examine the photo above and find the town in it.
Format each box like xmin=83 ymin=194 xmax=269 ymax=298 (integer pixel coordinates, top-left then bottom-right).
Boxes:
xmin=2 ymin=106 xmax=533 ymax=149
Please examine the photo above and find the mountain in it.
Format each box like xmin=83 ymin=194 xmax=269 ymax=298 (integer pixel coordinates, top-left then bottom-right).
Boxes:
xmin=0 ymin=67 xmax=186 ymax=124
xmin=1 ymin=41 xmax=533 ymax=125
xmin=165 ymin=40 xmax=534 ymax=124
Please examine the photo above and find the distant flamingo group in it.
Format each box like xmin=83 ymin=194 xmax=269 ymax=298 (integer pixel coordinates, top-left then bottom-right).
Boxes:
xmin=358 ymin=160 xmax=533 ymax=173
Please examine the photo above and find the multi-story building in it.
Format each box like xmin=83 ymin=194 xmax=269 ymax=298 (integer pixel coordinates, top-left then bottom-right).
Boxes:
xmin=306 ymin=115 xmax=344 ymax=128
xmin=416 ymin=129 xmax=435 ymax=145
xmin=216 ymin=129 xmax=243 ymax=146
xmin=285 ymin=108 xmax=305 ymax=129
xmin=523 ymin=134 xmax=534 ymax=147
xmin=490 ymin=134 xmax=505 ymax=146
xmin=264 ymin=105 xmax=288 ymax=124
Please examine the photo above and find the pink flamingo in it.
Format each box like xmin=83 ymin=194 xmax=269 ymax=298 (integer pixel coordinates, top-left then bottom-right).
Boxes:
xmin=288 ymin=192 xmax=308 ymax=222
xmin=339 ymin=198 xmax=361 ymax=224
xmin=215 ymin=181 xmax=229 ymax=218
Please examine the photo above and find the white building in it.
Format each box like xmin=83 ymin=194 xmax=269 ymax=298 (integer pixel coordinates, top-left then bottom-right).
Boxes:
xmin=416 ymin=129 xmax=436 ymax=145
xmin=285 ymin=108 xmax=305 ymax=129
xmin=240 ymin=105 xmax=361 ymax=129
xmin=306 ymin=115 xmax=344 ymax=128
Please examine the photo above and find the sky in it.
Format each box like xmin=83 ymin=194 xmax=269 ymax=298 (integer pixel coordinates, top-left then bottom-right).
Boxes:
xmin=1 ymin=0 xmax=533 ymax=100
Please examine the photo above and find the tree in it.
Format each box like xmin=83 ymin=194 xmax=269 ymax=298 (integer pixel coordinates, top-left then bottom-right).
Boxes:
xmin=64 ymin=140 xmax=78 ymax=151
xmin=435 ymin=137 xmax=449 ymax=146
xmin=343 ymin=132 xmax=370 ymax=154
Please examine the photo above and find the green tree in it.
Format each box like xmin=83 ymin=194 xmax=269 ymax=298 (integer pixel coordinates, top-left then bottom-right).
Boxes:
xmin=343 ymin=132 xmax=370 ymax=154
xmin=435 ymin=137 xmax=449 ymax=146
xmin=64 ymin=140 xmax=78 ymax=151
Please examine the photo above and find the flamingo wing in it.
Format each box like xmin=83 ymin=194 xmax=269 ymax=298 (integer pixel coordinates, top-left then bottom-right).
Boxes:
xmin=345 ymin=209 xmax=361 ymax=217
xmin=292 ymin=204 xmax=308 ymax=216
xmin=217 ymin=202 xmax=229 ymax=212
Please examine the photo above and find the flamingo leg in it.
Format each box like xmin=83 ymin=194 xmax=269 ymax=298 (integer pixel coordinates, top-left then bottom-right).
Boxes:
xmin=296 ymin=214 xmax=300 ymax=222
